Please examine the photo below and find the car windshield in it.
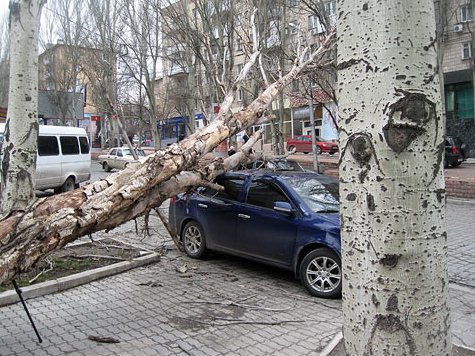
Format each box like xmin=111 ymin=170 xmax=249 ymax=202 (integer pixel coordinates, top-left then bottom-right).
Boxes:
xmin=267 ymin=160 xmax=304 ymax=171
xmin=284 ymin=177 xmax=339 ymax=213
xmin=123 ymin=149 xmax=146 ymax=157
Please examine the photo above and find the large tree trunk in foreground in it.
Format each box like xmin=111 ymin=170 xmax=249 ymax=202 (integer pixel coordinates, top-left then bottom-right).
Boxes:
xmin=1 ymin=1 xmax=43 ymax=214
xmin=0 ymin=35 xmax=335 ymax=285
xmin=338 ymin=0 xmax=451 ymax=354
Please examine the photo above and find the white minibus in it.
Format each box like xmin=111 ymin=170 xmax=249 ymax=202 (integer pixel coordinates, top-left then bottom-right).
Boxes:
xmin=0 ymin=123 xmax=91 ymax=193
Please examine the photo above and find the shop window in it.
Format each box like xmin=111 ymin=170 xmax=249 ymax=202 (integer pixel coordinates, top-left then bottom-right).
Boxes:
xmin=445 ymin=82 xmax=474 ymax=120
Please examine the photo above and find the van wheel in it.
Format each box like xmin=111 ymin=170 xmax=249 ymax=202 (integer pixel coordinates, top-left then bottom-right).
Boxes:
xmin=60 ymin=177 xmax=75 ymax=193
xmin=103 ymin=162 xmax=112 ymax=172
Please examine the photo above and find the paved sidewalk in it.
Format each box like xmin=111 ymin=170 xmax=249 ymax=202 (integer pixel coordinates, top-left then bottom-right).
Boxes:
xmin=0 ymin=201 xmax=473 ymax=355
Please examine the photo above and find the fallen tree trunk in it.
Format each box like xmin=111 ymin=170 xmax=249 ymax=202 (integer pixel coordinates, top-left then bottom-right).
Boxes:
xmin=0 ymin=33 xmax=335 ymax=285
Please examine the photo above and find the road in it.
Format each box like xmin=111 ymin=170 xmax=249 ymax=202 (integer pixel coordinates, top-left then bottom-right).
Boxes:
xmin=0 ymin=162 xmax=473 ymax=355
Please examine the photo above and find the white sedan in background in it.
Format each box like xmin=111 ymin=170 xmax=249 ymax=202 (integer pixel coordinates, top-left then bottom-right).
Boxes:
xmin=98 ymin=147 xmax=146 ymax=172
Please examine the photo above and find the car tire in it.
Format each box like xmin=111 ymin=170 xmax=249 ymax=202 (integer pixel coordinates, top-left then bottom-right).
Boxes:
xmin=182 ymin=221 xmax=207 ymax=259
xmin=300 ymin=248 xmax=342 ymax=299
xmin=288 ymin=145 xmax=296 ymax=152
xmin=316 ymin=146 xmax=322 ymax=155
xmin=451 ymin=161 xmax=462 ymax=167
xmin=103 ymin=162 xmax=112 ymax=172
xmin=58 ymin=177 xmax=75 ymax=193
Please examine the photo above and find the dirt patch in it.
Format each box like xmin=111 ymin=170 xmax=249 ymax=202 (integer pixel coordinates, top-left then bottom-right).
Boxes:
xmin=0 ymin=238 xmax=143 ymax=293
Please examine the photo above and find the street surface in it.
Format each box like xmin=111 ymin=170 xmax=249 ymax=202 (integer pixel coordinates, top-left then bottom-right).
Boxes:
xmin=0 ymin=162 xmax=473 ymax=355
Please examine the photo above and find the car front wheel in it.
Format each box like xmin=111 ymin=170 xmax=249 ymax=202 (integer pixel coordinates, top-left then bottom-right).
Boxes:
xmin=288 ymin=145 xmax=296 ymax=152
xmin=316 ymin=146 xmax=322 ymax=155
xmin=182 ymin=221 xmax=207 ymax=258
xmin=300 ymin=248 xmax=342 ymax=298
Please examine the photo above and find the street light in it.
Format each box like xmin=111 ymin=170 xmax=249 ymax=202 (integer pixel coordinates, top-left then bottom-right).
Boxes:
xmin=308 ymin=80 xmax=319 ymax=172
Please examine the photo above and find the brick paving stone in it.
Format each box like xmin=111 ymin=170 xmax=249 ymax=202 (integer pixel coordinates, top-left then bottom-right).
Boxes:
xmin=0 ymin=200 xmax=473 ymax=354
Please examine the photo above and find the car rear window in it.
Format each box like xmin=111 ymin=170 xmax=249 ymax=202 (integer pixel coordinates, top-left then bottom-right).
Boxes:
xmin=203 ymin=177 xmax=244 ymax=201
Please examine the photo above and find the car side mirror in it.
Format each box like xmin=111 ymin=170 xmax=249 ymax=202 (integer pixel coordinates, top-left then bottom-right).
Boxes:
xmin=274 ymin=201 xmax=293 ymax=215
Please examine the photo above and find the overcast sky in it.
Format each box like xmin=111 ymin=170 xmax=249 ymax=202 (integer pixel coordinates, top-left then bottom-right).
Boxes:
xmin=0 ymin=2 xmax=7 ymax=18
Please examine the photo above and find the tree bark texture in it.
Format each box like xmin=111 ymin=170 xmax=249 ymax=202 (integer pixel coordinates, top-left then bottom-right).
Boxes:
xmin=338 ymin=1 xmax=451 ymax=355
xmin=1 ymin=0 xmax=43 ymax=214
xmin=0 ymin=35 xmax=335 ymax=285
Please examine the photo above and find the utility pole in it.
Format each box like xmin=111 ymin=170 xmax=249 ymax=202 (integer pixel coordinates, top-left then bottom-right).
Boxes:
xmin=308 ymin=80 xmax=318 ymax=172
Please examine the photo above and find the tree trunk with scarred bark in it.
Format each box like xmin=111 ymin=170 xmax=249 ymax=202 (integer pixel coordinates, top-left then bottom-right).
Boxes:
xmin=1 ymin=0 xmax=44 ymax=214
xmin=338 ymin=0 xmax=451 ymax=354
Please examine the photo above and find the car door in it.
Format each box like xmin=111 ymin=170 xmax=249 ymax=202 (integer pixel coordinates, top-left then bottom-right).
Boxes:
xmin=235 ymin=178 xmax=298 ymax=267
xmin=107 ymin=149 xmax=118 ymax=169
xmin=193 ymin=176 xmax=245 ymax=251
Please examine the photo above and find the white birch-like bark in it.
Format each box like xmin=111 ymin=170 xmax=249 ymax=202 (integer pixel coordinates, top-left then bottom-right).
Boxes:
xmin=1 ymin=0 xmax=43 ymax=214
xmin=338 ymin=1 xmax=451 ymax=354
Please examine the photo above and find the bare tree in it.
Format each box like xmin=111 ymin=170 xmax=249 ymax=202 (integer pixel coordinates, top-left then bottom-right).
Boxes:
xmin=118 ymin=0 xmax=162 ymax=149
xmin=38 ymin=0 xmax=87 ymax=125
xmin=338 ymin=0 xmax=451 ymax=354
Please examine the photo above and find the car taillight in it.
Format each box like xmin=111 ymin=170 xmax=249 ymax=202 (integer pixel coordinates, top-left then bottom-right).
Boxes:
xmin=170 ymin=196 xmax=175 ymax=205
xmin=452 ymin=146 xmax=457 ymax=154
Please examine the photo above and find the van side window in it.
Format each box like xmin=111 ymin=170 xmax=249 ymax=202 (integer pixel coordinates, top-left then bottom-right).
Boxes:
xmin=79 ymin=137 xmax=90 ymax=154
xmin=60 ymin=136 xmax=79 ymax=155
xmin=38 ymin=136 xmax=59 ymax=156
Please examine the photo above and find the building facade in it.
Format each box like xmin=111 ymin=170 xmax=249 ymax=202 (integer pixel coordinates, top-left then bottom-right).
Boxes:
xmin=440 ymin=0 xmax=475 ymax=156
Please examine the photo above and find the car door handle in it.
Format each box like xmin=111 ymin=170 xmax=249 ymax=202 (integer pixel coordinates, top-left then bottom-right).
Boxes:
xmin=238 ymin=213 xmax=250 ymax=219
xmin=198 ymin=203 xmax=208 ymax=208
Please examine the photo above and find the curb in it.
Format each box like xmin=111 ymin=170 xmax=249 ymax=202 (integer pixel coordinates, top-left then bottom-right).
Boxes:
xmin=0 ymin=253 xmax=161 ymax=307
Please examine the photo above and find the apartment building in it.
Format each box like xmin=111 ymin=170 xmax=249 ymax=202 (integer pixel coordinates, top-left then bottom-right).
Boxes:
xmin=440 ymin=0 xmax=475 ymax=156
xmin=38 ymin=43 xmax=113 ymax=145
xmin=156 ymin=0 xmax=338 ymax=145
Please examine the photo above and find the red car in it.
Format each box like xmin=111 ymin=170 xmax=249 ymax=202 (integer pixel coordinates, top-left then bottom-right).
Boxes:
xmin=287 ymin=135 xmax=338 ymax=155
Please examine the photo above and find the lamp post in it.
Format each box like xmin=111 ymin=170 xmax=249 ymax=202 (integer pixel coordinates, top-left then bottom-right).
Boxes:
xmin=308 ymin=80 xmax=318 ymax=172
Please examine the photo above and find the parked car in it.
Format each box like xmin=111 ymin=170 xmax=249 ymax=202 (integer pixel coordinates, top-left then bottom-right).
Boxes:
xmin=98 ymin=146 xmax=146 ymax=172
xmin=169 ymin=170 xmax=341 ymax=298
xmin=286 ymin=135 xmax=339 ymax=155
xmin=0 ymin=123 xmax=91 ymax=193
xmin=444 ymin=136 xmax=467 ymax=168
xmin=239 ymin=158 xmax=307 ymax=172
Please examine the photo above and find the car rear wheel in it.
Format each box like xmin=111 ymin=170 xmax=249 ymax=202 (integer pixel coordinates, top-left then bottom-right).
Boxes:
xmin=56 ymin=177 xmax=75 ymax=194
xmin=300 ymin=248 xmax=342 ymax=298
xmin=103 ymin=162 xmax=112 ymax=172
xmin=182 ymin=221 xmax=207 ymax=259
xmin=451 ymin=161 xmax=462 ymax=167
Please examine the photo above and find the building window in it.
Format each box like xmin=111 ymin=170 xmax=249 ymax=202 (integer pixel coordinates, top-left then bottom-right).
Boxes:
xmin=237 ymin=88 xmax=244 ymax=102
xmin=461 ymin=3 xmax=473 ymax=22
xmin=445 ymin=82 xmax=474 ymax=120
xmin=462 ymin=42 xmax=472 ymax=59
xmin=288 ymin=0 xmax=299 ymax=7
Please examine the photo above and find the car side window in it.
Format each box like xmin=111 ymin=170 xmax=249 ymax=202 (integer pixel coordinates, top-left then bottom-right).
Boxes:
xmin=60 ymin=136 xmax=80 ymax=155
xmin=110 ymin=149 xmax=117 ymax=156
xmin=38 ymin=136 xmax=59 ymax=156
xmin=79 ymin=137 xmax=90 ymax=154
xmin=117 ymin=150 xmax=123 ymax=157
xmin=246 ymin=180 xmax=289 ymax=210
xmin=202 ymin=177 xmax=244 ymax=201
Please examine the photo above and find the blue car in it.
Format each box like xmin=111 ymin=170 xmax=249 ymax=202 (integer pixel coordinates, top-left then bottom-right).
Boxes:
xmin=168 ymin=170 xmax=341 ymax=298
